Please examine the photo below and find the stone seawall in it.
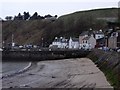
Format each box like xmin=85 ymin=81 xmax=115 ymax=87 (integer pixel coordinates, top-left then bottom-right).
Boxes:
xmin=87 ymin=49 xmax=120 ymax=88
xmin=2 ymin=50 xmax=90 ymax=61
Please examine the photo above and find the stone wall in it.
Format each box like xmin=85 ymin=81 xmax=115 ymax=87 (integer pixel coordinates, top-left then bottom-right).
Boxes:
xmin=87 ymin=49 xmax=120 ymax=88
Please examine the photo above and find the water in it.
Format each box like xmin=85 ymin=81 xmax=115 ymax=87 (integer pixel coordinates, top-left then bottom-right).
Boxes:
xmin=1 ymin=62 xmax=30 ymax=76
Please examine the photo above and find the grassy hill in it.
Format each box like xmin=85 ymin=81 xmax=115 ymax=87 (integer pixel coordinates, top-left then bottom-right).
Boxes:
xmin=2 ymin=8 xmax=120 ymax=46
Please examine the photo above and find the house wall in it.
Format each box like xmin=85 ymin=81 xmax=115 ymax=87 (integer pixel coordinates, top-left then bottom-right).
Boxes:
xmin=108 ymin=36 xmax=117 ymax=49
xmin=52 ymin=42 xmax=61 ymax=47
xmin=79 ymin=35 xmax=96 ymax=49
xmin=69 ymin=38 xmax=79 ymax=49
xmin=79 ymin=36 xmax=84 ymax=44
xmin=82 ymin=40 xmax=90 ymax=49
xmin=88 ymin=36 xmax=96 ymax=48
xmin=69 ymin=38 xmax=73 ymax=49
xmin=72 ymin=42 xmax=79 ymax=49
xmin=61 ymin=43 xmax=68 ymax=48
xmin=79 ymin=36 xmax=87 ymax=44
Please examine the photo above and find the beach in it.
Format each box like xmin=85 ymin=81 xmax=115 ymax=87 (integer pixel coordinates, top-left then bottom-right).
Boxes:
xmin=2 ymin=58 xmax=113 ymax=89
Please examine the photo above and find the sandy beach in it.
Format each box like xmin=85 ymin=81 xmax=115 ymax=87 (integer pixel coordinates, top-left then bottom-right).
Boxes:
xmin=2 ymin=58 xmax=113 ymax=89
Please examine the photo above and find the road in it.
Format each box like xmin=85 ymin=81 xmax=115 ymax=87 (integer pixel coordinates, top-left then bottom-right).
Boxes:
xmin=2 ymin=58 xmax=113 ymax=89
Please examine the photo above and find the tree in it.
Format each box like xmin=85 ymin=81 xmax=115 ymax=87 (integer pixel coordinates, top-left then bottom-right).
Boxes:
xmin=23 ymin=12 xmax=30 ymax=20
xmin=14 ymin=13 xmax=23 ymax=20
xmin=40 ymin=16 xmax=45 ymax=19
xmin=30 ymin=12 xmax=38 ymax=20
xmin=5 ymin=16 xmax=13 ymax=21
xmin=17 ymin=13 xmax=23 ymax=20
xmin=44 ymin=14 xmax=52 ymax=18
xmin=55 ymin=15 xmax=57 ymax=18
xmin=38 ymin=15 xmax=44 ymax=20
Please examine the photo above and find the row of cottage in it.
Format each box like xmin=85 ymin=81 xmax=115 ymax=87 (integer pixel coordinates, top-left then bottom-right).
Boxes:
xmin=49 ymin=30 xmax=105 ymax=50
xmin=49 ymin=28 xmax=120 ymax=50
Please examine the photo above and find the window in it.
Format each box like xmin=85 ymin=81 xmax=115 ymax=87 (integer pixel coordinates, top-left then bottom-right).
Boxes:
xmin=98 ymin=36 xmax=100 ymax=38
xmin=86 ymin=41 xmax=87 ymax=43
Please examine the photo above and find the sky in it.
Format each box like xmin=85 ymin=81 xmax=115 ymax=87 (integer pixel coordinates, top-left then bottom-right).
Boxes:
xmin=0 ymin=0 xmax=120 ymax=19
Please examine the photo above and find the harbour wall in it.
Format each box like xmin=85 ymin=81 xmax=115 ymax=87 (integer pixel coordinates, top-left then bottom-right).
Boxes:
xmin=2 ymin=49 xmax=90 ymax=61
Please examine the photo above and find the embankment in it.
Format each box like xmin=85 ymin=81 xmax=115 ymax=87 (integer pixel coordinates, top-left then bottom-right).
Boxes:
xmin=87 ymin=49 xmax=120 ymax=88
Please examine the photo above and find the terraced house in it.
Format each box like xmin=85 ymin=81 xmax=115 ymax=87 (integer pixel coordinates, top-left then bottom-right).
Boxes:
xmin=107 ymin=22 xmax=120 ymax=49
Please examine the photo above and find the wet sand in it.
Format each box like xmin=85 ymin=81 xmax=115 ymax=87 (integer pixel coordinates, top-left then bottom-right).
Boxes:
xmin=2 ymin=58 xmax=113 ymax=89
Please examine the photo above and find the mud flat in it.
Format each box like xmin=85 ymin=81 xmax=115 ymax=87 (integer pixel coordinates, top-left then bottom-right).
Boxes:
xmin=2 ymin=58 xmax=113 ymax=89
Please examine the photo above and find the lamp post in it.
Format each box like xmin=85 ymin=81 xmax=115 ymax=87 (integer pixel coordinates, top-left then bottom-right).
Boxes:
xmin=11 ymin=34 xmax=15 ymax=50
xmin=2 ymin=41 xmax=5 ymax=49
xmin=42 ymin=38 xmax=43 ymax=47
xmin=105 ymin=36 xmax=108 ymax=47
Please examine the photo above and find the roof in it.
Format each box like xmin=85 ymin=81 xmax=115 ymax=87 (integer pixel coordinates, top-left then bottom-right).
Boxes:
xmin=53 ymin=38 xmax=68 ymax=43
xmin=72 ymin=38 xmax=79 ymax=42
xmin=80 ymin=31 xmax=89 ymax=36
xmin=96 ymin=37 xmax=105 ymax=42
xmin=82 ymin=36 xmax=91 ymax=40
xmin=94 ymin=31 xmax=104 ymax=34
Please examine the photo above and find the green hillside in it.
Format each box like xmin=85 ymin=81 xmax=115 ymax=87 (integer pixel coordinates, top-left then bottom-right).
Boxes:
xmin=2 ymin=8 xmax=120 ymax=46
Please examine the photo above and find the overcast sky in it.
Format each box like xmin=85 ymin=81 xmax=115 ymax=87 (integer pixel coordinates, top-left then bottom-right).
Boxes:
xmin=0 ymin=0 xmax=120 ymax=19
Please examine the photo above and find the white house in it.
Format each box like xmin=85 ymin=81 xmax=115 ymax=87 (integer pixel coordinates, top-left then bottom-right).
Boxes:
xmin=81 ymin=36 xmax=96 ymax=50
xmin=69 ymin=37 xmax=79 ymax=49
xmin=49 ymin=37 xmax=68 ymax=49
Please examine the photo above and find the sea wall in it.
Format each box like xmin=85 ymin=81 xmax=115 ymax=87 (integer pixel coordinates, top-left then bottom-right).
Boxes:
xmin=87 ymin=49 xmax=120 ymax=88
xmin=2 ymin=50 xmax=90 ymax=61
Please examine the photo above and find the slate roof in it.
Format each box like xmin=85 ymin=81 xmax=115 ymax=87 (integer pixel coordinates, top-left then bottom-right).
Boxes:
xmin=72 ymin=38 xmax=79 ymax=42
xmin=53 ymin=38 xmax=68 ymax=43
xmin=96 ymin=37 xmax=105 ymax=42
xmin=82 ymin=36 xmax=91 ymax=40
xmin=80 ymin=31 xmax=89 ymax=36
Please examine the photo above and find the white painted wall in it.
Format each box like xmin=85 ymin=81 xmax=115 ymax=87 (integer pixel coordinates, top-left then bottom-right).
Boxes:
xmin=69 ymin=38 xmax=79 ymax=49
